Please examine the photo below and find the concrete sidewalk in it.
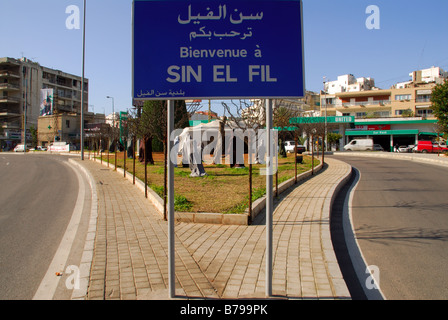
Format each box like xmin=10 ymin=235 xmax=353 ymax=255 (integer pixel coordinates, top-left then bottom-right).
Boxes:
xmin=74 ymin=157 xmax=352 ymax=300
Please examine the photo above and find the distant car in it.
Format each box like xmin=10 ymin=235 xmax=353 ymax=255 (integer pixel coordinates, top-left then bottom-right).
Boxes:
xmin=373 ymin=144 xmax=384 ymax=151
xmin=13 ymin=144 xmax=29 ymax=152
xmin=344 ymin=138 xmax=374 ymax=151
xmin=398 ymin=145 xmax=413 ymax=153
xmin=402 ymin=145 xmax=415 ymax=153
xmin=284 ymin=141 xmax=306 ymax=153
xmin=30 ymin=146 xmax=47 ymax=151
xmin=414 ymin=141 xmax=448 ymax=153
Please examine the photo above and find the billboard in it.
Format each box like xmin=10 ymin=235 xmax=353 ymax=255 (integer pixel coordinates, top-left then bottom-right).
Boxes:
xmin=133 ymin=0 xmax=305 ymax=100
xmin=40 ymin=89 xmax=54 ymax=116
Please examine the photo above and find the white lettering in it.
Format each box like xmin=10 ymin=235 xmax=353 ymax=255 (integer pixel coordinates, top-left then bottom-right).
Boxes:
xmin=166 ymin=65 xmax=181 ymax=83
xmin=180 ymin=47 xmax=248 ymax=59
xmin=166 ymin=65 xmax=202 ymax=83
xmin=213 ymin=65 xmax=225 ymax=82
xmin=249 ymin=65 xmax=277 ymax=82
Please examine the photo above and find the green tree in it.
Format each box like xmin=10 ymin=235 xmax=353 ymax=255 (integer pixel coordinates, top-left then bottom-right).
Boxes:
xmin=431 ymin=80 xmax=448 ymax=134
xmin=327 ymin=132 xmax=342 ymax=150
xmin=140 ymin=100 xmax=191 ymax=220
xmin=29 ymin=125 xmax=38 ymax=148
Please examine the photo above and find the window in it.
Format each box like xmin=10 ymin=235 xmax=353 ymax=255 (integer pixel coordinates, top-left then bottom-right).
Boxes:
xmin=416 ymin=95 xmax=431 ymax=103
xmin=66 ymin=120 xmax=70 ymax=128
xmin=395 ymin=94 xmax=411 ymax=101
xmin=417 ymin=109 xmax=433 ymax=116
xmin=321 ymin=98 xmax=335 ymax=105
xmin=356 ymin=112 xmax=367 ymax=118
xmin=373 ymin=111 xmax=390 ymax=117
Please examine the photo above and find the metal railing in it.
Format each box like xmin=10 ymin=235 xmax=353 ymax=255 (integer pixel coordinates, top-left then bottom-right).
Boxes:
xmin=340 ymin=100 xmax=391 ymax=107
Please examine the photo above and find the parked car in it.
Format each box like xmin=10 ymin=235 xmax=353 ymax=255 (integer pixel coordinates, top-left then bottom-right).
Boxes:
xmin=414 ymin=141 xmax=448 ymax=153
xmin=13 ymin=144 xmax=30 ymax=152
xmin=398 ymin=145 xmax=413 ymax=153
xmin=284 ymin=141 xmax=306 ymax=153
xmin=344 ymin=138 xmax=374 ymax=151
xmin=373 ymin=144 xmax=384 ymax=151
xmin=30 ymin=146 xmax=47 ymax=151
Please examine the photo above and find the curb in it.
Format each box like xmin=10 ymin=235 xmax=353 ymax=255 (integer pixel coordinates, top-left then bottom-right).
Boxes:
xmin=67 ymin=158 xmax=99 ymax=300
xmin=321 ymin=159 xmax=353 ymax=298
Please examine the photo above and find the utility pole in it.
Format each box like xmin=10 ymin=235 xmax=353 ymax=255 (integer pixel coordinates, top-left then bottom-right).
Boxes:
xmin=208 ymin=100 xmax=211 ymax=123
xmin=23 ymin=65 xmax=27 ymax=153
xmin=323 ymin=76 xmax=327 ymax=153
xmin=80 ymin=0 xmax=86 ymax=160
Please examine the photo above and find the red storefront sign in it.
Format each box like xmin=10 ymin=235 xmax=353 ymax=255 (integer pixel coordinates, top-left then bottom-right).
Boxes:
xmin=355 ymin=124 xmax=391 ymax=131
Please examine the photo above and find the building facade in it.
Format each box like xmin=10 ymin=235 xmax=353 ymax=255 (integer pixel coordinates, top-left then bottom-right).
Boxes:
xmin=320 ymin=67 xmax=447 ymax=151
xmin=0 ymin=57 xmax=89 ymax=150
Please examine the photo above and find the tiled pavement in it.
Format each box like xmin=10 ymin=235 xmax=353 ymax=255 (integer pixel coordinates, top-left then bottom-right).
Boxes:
xmin=74 ymin=157 xmax=352 ymax=300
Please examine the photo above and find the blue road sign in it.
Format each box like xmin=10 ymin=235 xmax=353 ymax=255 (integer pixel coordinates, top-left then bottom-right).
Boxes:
xmin=133 ymin=0 xmax=304 ymax=100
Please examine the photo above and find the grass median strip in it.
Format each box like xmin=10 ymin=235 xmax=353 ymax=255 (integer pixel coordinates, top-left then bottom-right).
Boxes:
xmin=98 ymin=152 xmax=319 ymax=214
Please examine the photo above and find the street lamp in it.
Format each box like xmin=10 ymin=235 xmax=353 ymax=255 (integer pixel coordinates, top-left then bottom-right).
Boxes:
xmin=80 ymin=0 xmax=86 ymax=160
xmin=106 ymin=96 xmax=115 ymax=128
xmin=107 ymin=96 xmax=116 ymax=168
xmin=323 ymin=76 xmax=328 ymax=152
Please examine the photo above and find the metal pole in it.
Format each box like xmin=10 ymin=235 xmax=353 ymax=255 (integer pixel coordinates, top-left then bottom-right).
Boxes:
xmin=323 ymin=77 xmax=327 ymax=153
xmin=80 ymin=0 xmax=86 ymax=160
xmin=23 ymin=66 xmax=27 ymax=153
xmin=167 ymin=100 xmax=175 ymax=298
xmin=266 ymin=98 xmax=273 ymax=297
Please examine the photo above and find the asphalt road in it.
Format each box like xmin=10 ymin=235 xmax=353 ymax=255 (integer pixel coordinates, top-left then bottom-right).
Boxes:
xmin=0 ymin=154 xmax=82 ymax=300
xmin=336 ymin=156 xmax=448 ymax=300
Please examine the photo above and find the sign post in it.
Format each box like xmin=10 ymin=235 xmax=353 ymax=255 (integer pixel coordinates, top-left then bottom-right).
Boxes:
xmin=133 ymin=0 xmax=304 ymax=299
xmin=167 ymin=100 xmax=175 ymax=298
xmin=265 ymin=99 xmax=273 ymax=297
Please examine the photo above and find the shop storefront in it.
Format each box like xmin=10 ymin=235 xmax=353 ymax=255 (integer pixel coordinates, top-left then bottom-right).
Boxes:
xmin=345 ymin=119 xmax=439 ymax=152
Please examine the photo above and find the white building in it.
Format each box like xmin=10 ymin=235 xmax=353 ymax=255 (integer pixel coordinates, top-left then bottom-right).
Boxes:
xmin=414 ymin=66 xmax=448 ymax=83
xmin=324 ymin=74 xmax=375 ymax=94
xmin=106 ymin=112 xmax=119 ymax=128
xmin=393 ymin=66 xmax=448 ymax=89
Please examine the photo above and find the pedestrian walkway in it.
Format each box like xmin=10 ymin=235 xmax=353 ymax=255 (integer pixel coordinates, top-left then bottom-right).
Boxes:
xmin=75 ymin=157 xmax=352 ymax=300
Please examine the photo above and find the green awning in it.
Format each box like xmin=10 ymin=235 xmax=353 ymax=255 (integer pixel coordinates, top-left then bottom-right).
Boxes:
xmin=419 ymin=132 xmax=440 ymax=136
xmin=290 ymin=116 xmax=355 ymax=124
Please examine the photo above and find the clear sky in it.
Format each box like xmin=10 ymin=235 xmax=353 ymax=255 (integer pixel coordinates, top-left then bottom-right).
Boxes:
xmin=1 ymin=0 xmax=448 ymax=116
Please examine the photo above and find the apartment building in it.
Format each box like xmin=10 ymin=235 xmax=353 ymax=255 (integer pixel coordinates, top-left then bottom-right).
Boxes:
xmin=324 ymin=74 xmax=376 ymax=94
xmin=0 ymin=57 xmax=89 ymax=150
xmin=320 ymin=67 xmax=447 ymax=151
xmin=37 ymin=113 xmax=105 ymax=149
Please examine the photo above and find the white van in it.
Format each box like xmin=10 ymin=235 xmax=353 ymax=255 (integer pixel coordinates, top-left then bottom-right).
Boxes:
xmin=344 ymin=139 xmax=374 ymax=151
xmin=13 ymin=144 xmax=30 ymax=152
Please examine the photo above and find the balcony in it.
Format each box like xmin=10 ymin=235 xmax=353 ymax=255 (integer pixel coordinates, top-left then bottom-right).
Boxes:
xmin=340 ymin=100 xmax=391 ymax=108
xmin=0 ymin=96 xmax=20 ymax=104
xmin=0 ymin=70 xmax=21 ymax=78
xmin=416 ymin=97 xmax=431 ymax=103
xmin=0 ymin=83 xmax=20 ymax=91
